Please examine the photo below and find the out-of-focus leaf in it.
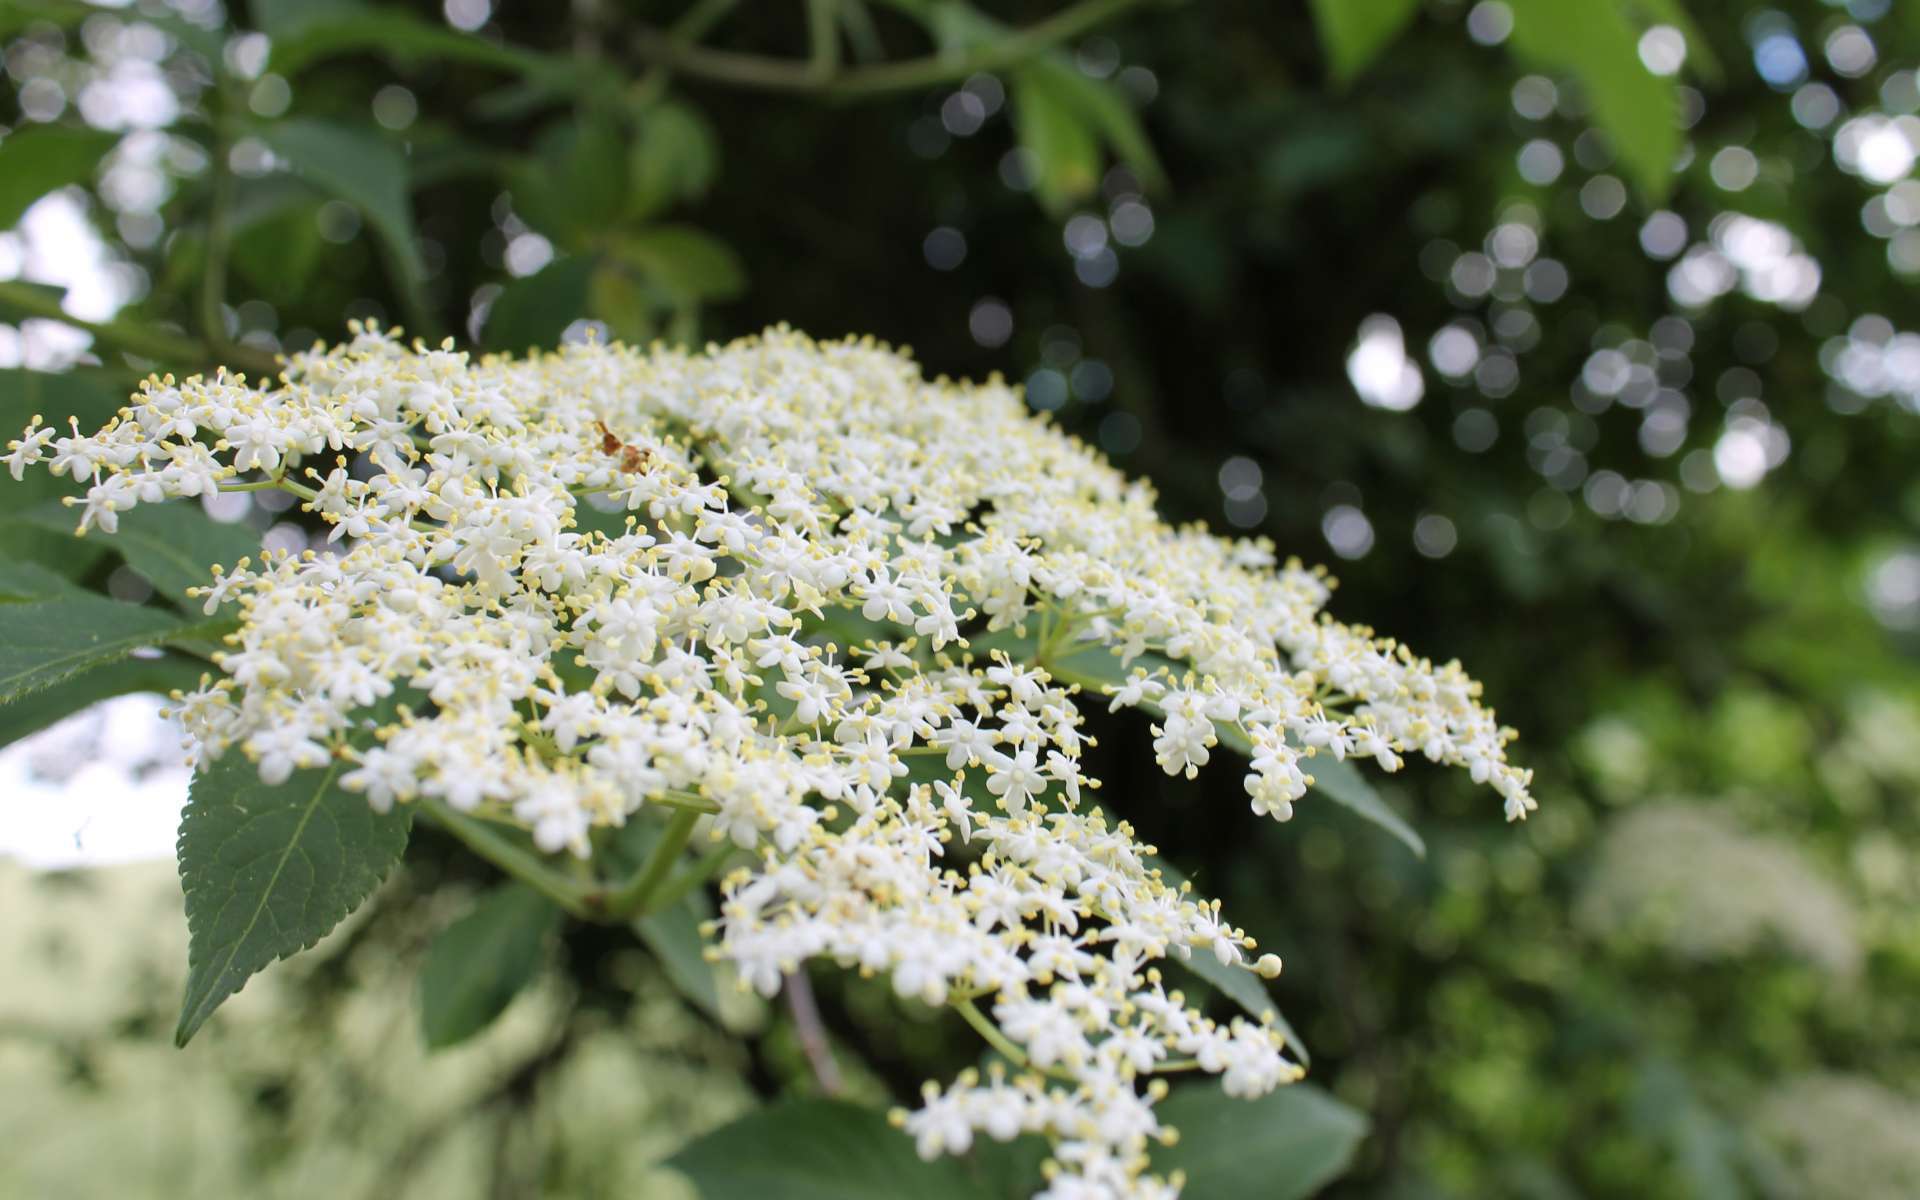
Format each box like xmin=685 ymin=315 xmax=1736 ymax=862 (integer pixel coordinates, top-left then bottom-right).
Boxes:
xmin=1021 ymin=57 xmax=1165 ymax=193
xmin=1154 ymin=1083 xmax=1369 ymax=1200
xmin=267 ymin=5 xmax=557 ymax=77
xmin=628 ymin=101 xmax=721 ymax=221
xmin=0 ymin=0 xmax=222 ymax=58
xmin=484 ymin=255 xmax=596 ymax=353
xmin=0 ymin=125 xmax=118 ymax=229
xmin=1308 ymin=0 xmax=1421 ymax=83
xmin=1507 ymin=0 xmax=1679 ymax=201
xmin=1009 ymin=63 xmax=1104 ymax=212
xmin=589 ymin=263 xmax=659 ymax=345
xmin=418 ymin=882 xmax=560 ymax=1049
xmin=1628 ymin=0 xmax=1723 ymax=81
xmin=249 ymin=0 xmax=358 ymax=38
xmin=0 ymin=650 xmax=207 ymax=749
xmin=669 ymin=1100 xmax=986 ymax=1200
xmin=0 ymin=595 xmax=191 ymax=703
xmin=176 ymin=753 xmax=412 ymax=1045
xmin=612 ymin=227 xmax=746 ymax=304
xmin=0 ymin=560 xmax=85 ymax=601
xmin=231 ymin=196 xmax=326 ymax=304
xmin=260 ymin=120 xmax=425 ymax=282
xmin=514 ymin=114 xmax=630 ymax=245
xmin=9 ymin=500 xmax=261 ymax=612
xmin=634 ymin=892 xmax=722 ymax=1021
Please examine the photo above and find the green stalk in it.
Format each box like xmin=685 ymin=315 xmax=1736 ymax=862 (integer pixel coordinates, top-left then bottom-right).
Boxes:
xmin=631 ymin=0 xmax=1145 ymax=96
xmin=419 ymin=798 xmax=600 ymax=920
xmin=606 ymin=806 xmax=702 ymax=918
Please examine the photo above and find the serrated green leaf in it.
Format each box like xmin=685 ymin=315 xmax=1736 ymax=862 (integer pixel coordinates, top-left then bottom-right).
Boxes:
xmin=1506 ymin=0 xmax=1679 ymax=202
xmin=0 ymin=650 xmax=208 ymax=749
xmin=0 ymin=559 xmax=86 ymax=601
xmin=1308 ymin=0 xmax=1421 ymax=83
xmin=176 ymin=753 xmax=412 ymax=1045
xmin=0 ymin=124 xmax=119 ymax=228
xmin=260 ymin=119 xmax=425 ymax=283
xmin=0 ymin=595 xmax=188 ymax=703
xmin=9 ymin=500 xmax=260 ymax=611
xmin=1155 ymin=1083 xmax=1369 ymax=1200
xmin=485 ymin=255 xmax=596 ymax=353
xmin=418 ymin=882 xmax=560 ymax=1049
xmin=669 ymin=1100 xmax=987 ymax=1200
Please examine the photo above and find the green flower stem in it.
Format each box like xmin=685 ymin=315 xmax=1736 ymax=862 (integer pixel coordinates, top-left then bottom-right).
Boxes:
xmin=954 ymin=996 xmax=1028 ymax=1068
xmin=654 ymin=788 xmax=720 ymax=814
xmin=418 ymin=798 xmax=600 ymax=920
xmin=644 ymin=836 xmax=736 ymax=913
xmin=606 ymin=806 xmax=703 ymax=919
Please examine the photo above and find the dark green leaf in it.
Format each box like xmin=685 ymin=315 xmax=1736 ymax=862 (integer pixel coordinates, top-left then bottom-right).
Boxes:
xmin=1308 ymin=0 xmax=1421 ymax=83
xmin=1164 ymin=952 xmax=1310 ymax=1065
xmin=628 ymin=101 xmax=721 ymax=221
xmin=267 ymin=6 xmax=556 ymax=76
xmin=231 ymin=195 xmax=326 ymax=304
xmin=1009 ymin=63 xmax=1103 ymax=212
xmin=634 ymin=892 xmax=722 ymax=1020
xmin=260 ymin=120 xmax=425 ymax=282
xmin=249 ymin=0 xmax=360 ymax=38
xmin=484 ymin=255 xmax=596 ymax=353
xmin=419 ymin=882 xmax=560 ymax=1049
xmin=613 ymin=226 xmax=747 ymax=304
xmin=1506 ymin=0 xmax=1679 ymax=201
xmin=0 ymin=595 xmax=188 ymax=702
xmin=1023 ymin=57 xmax=1166 ymax=193
xmin=0 ymin=559 xmax=86 ymax=601
xmin=176 ymin=753 xmax=412 ymax=1045
xmin=10 ymin=500 xmax=260 ymax=611
xmin=513 ymin=115 xmax=630 ymax=245
xmin=1155 ymin=1083 xmax=1369 ymax=1200
xmin=669 ymin=1100 xmax=985 ymax=1200
xmin=0 ymin=124 xmax=118 ymax=227
xmin=0 ymin=650 xmax=208 ymax=749
xmin=1298 ymin=747 xmax=1426 ymax=858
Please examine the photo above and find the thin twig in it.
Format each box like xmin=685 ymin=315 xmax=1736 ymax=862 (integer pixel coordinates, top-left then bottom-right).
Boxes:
xmin=631 ymin=0 xmax=1145 ymax=96
xmin=783 ymin=968 xmax=844 ymax=1095
xmin=0 ymin=280 xmax=278 ymax=374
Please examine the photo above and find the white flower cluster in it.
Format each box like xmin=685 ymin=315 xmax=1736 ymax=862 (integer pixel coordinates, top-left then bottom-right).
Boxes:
xmin=1575 ymin=804 xmax=1860 ymax=976
xmin=6 ymin=326 xmax=1532 ymax=1196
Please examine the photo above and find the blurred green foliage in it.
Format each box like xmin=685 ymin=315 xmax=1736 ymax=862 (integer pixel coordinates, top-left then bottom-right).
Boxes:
xmin=2 ymin=0 xmax=1918 ymax=1197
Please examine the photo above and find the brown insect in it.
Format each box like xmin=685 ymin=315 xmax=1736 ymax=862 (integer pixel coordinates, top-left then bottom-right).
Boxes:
xmin=595 ymin=420 xmax=653 ymax=473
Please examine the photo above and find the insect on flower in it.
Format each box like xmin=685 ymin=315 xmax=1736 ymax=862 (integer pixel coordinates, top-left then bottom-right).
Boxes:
xmin=596 ymin=420 xmax=652 ymax=473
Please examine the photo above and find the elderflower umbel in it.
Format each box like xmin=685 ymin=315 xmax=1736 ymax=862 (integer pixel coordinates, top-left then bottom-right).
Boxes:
xmin=6 ymin=326 xmax=1534 ymax=1197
